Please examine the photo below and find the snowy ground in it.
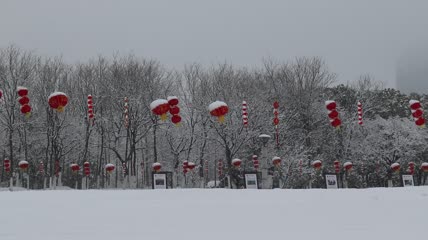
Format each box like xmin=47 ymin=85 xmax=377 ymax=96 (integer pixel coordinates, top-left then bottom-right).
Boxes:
xmin=1 ymin=187 xmax=427 ymax=240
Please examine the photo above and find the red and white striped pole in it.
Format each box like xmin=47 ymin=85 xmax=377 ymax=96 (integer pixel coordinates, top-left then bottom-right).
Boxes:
xmin=242 ymin=101 xmax=248 ymax=127
xmin=357 ymin=101 xmax=363 ymax=125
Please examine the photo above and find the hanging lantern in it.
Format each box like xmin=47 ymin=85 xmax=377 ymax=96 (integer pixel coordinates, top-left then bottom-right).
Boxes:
xmin=312 ymin=160 xmax=322 ymax=170
xmin=272 ymin=156 xmax=281 ymax=166
xmin=83 ymin=162 xmax=90 ymax=176
xmin=343 ymin=161 xmax=353 ymax=171
xmin=4 ymin=159 xmax=11 ymax=172
xmin=409 ymin=100 xmax=425 ymax=128
xmin=169 ymin=106 xmax=180 ymax=115
xmin=334 ymin=160 xmax=340 ymax=174
xmin=105 ymin=163 xmax=115 ymax=174
xmin=232 ymin=158 xmax=242 ymax=168
xmin=17 ymin=87 xmax=32 ymax=118
xmin=391 ymin=163 xmax=400 ymax=173
xmin=150 ymin=99 xmax=170 ymax=121
xmin=18 ymin=160 xmax=29 ymax=171
xmin=70 ymin=163 xmax=80 ymax=173
xmin=408 ymin=162 xmax=415 ymax=175
xmin=17 ymin=86 xmax=28 ymax=97
xmin=242 ymin=101 xmax=248 ymax=127
xmin=171 ymin=115 xmax=182 ymax=125
xmin=183 ymin=161 xmax=189 ymax=174
xmin=421 ymin=162 xmax=428 ymax=173
xmin=167 ymin=96 xmax=179 ymax=106
xmin=357 ymin=101 xmax=363 ymax=125
xmin=48 ymin=92 xmax=69 ymax=112
xmin=87 ymin=95 xmax=94 ymax=124
xmin=252 ymin=155 xmax=259 ymax=170
xmin=187 ymin=162 xmax=196 ymax=170
xmin=20 ymin=104 xmax=31 ymax=115
xmin=167 ymin=96 xmax=181 ymax=126
xmin=152 ymin=162 xmax=162 ymax=172
xmin=208 ymin=101 xmax=229 ymax=123
xmin=325 ymin=100 xmax=341 ymax=129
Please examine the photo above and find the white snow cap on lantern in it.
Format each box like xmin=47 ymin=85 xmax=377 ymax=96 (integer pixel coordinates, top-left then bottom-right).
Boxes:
xmin=152 ymin=162 xmax=162 ymax=168
xmin=312 ymin=160 xmax=322 ymax=166
xmin=391 ymin=163 xmax=400 ymax=169
xmin=17 ymin=86 xmax=28 ymax=91
xmin=105 ymin=163 xmax=115 ymax=168
xmin=48 ymin=91 xmax=67 ymax=99
xmin=232 ymin=158 xmax=242 ymax=165
xmin=150 ymin=99 xmax=168 ymax=110
xmin=188 ymin=162 xmax=195 ymax=167
xmin=70 ymin=163 xmax=79 ymax=167
xmin=259 ymin=134 xmax=271 ymax=138
xmin=325 ymin=100 xmax=336 ymax=106
xmin=409 ymin=100 xmax=420 ymax=106
xmin=252 ymin=155 xmax=258 ymax=158
xmin=272 ymin=156 xmax=281 ymax=163
xmin=421 ymin=162 xmax=428 ymax=168
xmin=167 ymin=96 xmax=178 ymax=101
xmin=343 ymin=162 xmax=353 ymax=168
xmin=18 ymin=160 xmax=29 ymax=166
xmin=208 ymin=101 xmax=227 ymax=112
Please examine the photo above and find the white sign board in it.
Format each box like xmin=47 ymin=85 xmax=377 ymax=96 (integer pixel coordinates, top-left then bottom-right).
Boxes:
xmin=245 ymin=173 xmax=258 ymax=189
xmin=402 ymin=175 xmax=414 ymax=187
xmin=325 ymin=174 xmax=338 ymax=189
xmin=153 ymin=173 xmax=167 ymax=189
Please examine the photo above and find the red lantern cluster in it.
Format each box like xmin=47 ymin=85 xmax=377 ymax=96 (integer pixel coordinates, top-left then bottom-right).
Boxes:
xmin=312 ymin=160 xmax=322 ymax=170
xmin=409 ymin=100 xmax=425 ymax=128
xmin=17 ymin=87 xmax=32 ymax=118
xmin=408 ymin=162 xmax=415 ymax=175
xmin=48 ymin=92 xmax=69 ymax=112
xmin=209 ymin=101 xmax=229 ymax=123
xmin=18 ymin=160 xmax=29 ymax=171
xmin=273 ymin=101 xmax=279 ymax=126
xmin=391 ymin=163 xmax=400 ymax=173
xmin=421 ymin=162 xmax=428 ymax=173
xmin=84 ymin=162 xmax=90 ymax=176
xmin=152 ymin=162 xmax=162 ymax=172
xmin=344 ymin=161 xmax=353 ymax=171
xmin=183 ymin=161 xmax=189 ymax=174
xmin=38 ymin=161 xmax=44 ymax=175
xmin=150 ymin=99 xmax=170 ymax=121
xmin=3 ymin=159 xmax=11 ymax=172
xmin=334 ymin=160 xmax=340 ymax=174
xmin=87 ymin=95 xmax=94 ymax=125
xmin=232 ymin=159 xmax=242 ymax=168
xmin=252 ymin=155 xmax=259 ymax=170
xmin=124 ymin=97 xmax=129 ymax=128
xmin=357 ymin=101 xmax=363 ymax=125
xmin=105 ymin=163 xmax=115 ymax=174
xmin=70 ymin=163 xmax=80 ymax=173
xmin=218 ymin=160 xmax=223 ymax=176
xmin=187 ymin=162 xmax=196 ymax=171
xmin=325 ymin=100 xmax=341 ymax=128
xmin=168 ymin=96 xmax=182 ymax=126
xmin=272 ymin=156 xmax=281 ymax=167
xmin=242 ymin=101 xmax=248 ymax=127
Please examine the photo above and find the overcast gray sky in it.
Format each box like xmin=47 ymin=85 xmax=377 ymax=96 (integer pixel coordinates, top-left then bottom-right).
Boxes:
xmin=1 ymin=0 xmax=427 ymax=88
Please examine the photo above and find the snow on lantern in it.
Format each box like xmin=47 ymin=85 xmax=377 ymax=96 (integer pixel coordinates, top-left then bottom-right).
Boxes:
xmin=232 ymin=158 xmax=242 ymax=168
xmin=242 ymin=101 xmax=248 ymax=127
xmin=70 ymin=163 xmax=80 ymax=173
xmin=17 ymin=86 xmax=29 ymax=97
xmin=409 ymin=100 xmax=425 ymax=128
xmin=167 ymin=96 xmax=179 ymax=106
xmin=83 ymin=162 xmax=90 ymax=176
xmin=325 ymin=100 xmax=341 ymax=128
xmin=343 ymin=161 xmax=353 ymax=171
xmin=48 ymin=92 xmax=69 ymax=112
xmin=187 ymin=162 xmax=196 ymax=170
xmin=18 ymin=160 xmax=29 ymax=171
xmin=209 ymin=101 xmax=229 ymax=123
xmin=17 ymin=87 xmax=32 ymax=118
xmin=150 ymin=99 xmax=170 ymax=121
xmin=152 ymin=162 xmax=162 ymax=172
xmin=252 ymin=155 xmax=259 ymax=170
xmin=4 ymin=159 xmax=11 ymax=172
xmin=357 ymin=101 xmax=363 ymax=125
xmin=272 ymin=156 xmax=281 ymax=166
xmin=391 ymin=163 xmax=400 ymax=173
xmin=312 ymin=160 xmax=322 ymax=170
xmin=421 ymin=162 xmax=428 ymax=173
xmin=334 ymin=160 xmax=340 ymax=174
xmin=105 ymin=163 xmax=115 ymax=174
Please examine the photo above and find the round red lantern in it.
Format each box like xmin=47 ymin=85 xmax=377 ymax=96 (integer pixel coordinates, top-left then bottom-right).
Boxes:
xmin=70 ymin=163 xmax=80 ymax=172
xmin=18 ymin=96 xmax=30 ymax=105
xmin=312 ymin=160 xmax=322 ymax=170
xmin=167 ymin=96 xmax=179 ymax=106
xmin=343 ymin=161 xmax=353 ymax=171
xmin=169 ymin=106 xmax=180 ymax=115
xmin=18 ymin=160 xmax=29 ymax=171
xmin=20 ymin=104 xmax=31 ymax=114
xmin=183 ymin=161 xmax=189 ymax=174
xmin=48 ymin=92 xmax=69 ymax=112
xmin=150 ymin=99 xmax=170 ymax=121
xmin=328 ymin=110 xmax=339 ymax=119
xmin=4 ymin=159 xmax=11 ymax=172
xmin=272 ymin=156 xmax=281 ymax=166
xmin=17 ymin=86 xmax=28 ymax=97
xmin=330 ymin=118 xmax=342 ymax=128
xmin=152 ymin=162 xmax=162 ymax=172
xmin=187 ymin=162 xmax=196 ymax=170
xmin=409 ymin=100 xmax=422 ymax=110
xmin=209 ymin=101 xmax=229 ymax=123
xmin=105 ymin=163 xmax=115 ymax=173
xmin=171 ymin=115 xmax=182 ymax=125
xmin=421 ymin=162 xmax=428 ymax=173
xmin=325 ymin=101 xmax=337 ymax=111
xmin=232 ymin=158 xmax=242 ymax=168
xmin=391 ymin=163 xmax=400 ymax=173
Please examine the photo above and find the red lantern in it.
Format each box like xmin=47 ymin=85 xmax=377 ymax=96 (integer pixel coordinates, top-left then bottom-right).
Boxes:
xmin=391 ymin=163 xmax=400 ymax=173
xmin=328 ymin=110 xmax=339 ymax=119
xmin=20 ymin=104 xmax=31 ymax=114
xmin=325 ymin=100 xmax=341 ymax=128
xmin=17 ymin=87 xmax=28 ymax=97
xmin=209 ymin=101 xmax=229 ymax=123
xmin=167 ymin=96 xmax=179 ymax=106
xmin=105 ymin=163 xmax=115 ymax=173
xmin=273 ymin=101 xmax=279 ymax=109
xmin=242 ymin=101 xmax=248 ymax=127
xmin=187 ymin=162 xmax=196 ymax=170
xmin=18 ymin=96 xmax=30 ymax=105
xmin=272 ymin=156 xmax=281 ymax=166
xmin=409 ymin=100 xmax=422 ymax=110
xmin=183 ymin=161 xmax=189 ymax=174
xmin=344 ymin=161 xmax=353 ymax=171
xmin=415 ymin=117 xmax=425 ymax=127
xmin=70 ymin=163 xmax=80 ymax=172
xmin=87 ymin=95 xmax=94 ymax=122
xmin=357 ymin=101 xmax=363 ymax=125
xmin=312 ymin=160 xmax=322 ymax=170
xmin=18 ymin=160 xmax=29 ymax=171
xmin=4 ymin=159 xmax=11 ymax=172
xmin=421 ymin=162 xmax=428 ymax=173
xmin=273 ymin=117 xmax=279 ymax=125
xmin=232 ymin=159 xmax=242 ymax=168
xmin=48 ymin=92 xmax=69 ymax=112
xmin=152 ymin=162 xmax=162 ymax=172
xmin=169 ymin=106 xmax=180 ymax=115
xmin=334 ymin=160 xmax=340 ymax=174
xmin=171 ymin=115 xmax=182 ymax=125
xmin=84 ymin=162 xmax=90 ymax=176
xmin=408 ymin=162 xmax=415 ymax=175
xmin=252 ymin=155 xmax=259 ymax=170
xmin=150 ymin=99 xmax=170 ymax=121
xmin=409 ymin=100 xmax=425 ymax=128
xmin=325 ymin=101 xmax=337 ymax=111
